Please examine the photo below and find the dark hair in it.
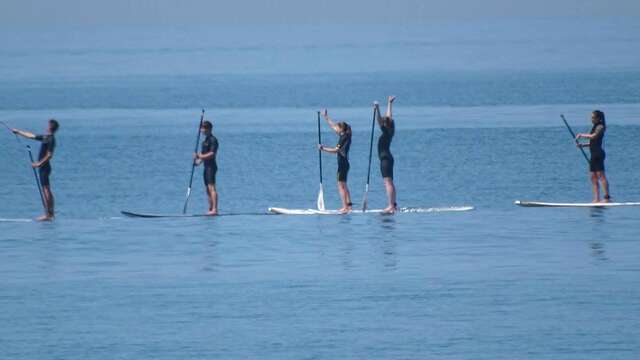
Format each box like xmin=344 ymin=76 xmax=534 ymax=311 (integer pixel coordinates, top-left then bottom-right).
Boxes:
xmin=382 ymin=116 xmax=393 ymax=128
xmin=202 ymin=120 xmax=213 ymax=131
xmin=48 ymin=119 xmax=59 ymax=133
xmin=593 ymin=110 xmax=606 ymax=129
xmin=338 ymin=122 xmax=351 ymax=135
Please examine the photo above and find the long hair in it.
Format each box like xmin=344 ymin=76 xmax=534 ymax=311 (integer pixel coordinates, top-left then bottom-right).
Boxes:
xmin=593 ymin=110 xmax=606 ymax=129
xmin=338 ymin=122 xmax=352 ymax=136
xmin=382 ymin=116 xmax=393 ymax=128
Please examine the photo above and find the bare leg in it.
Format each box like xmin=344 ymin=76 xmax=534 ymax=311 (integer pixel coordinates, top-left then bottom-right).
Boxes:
xmin=205 ymin=187 xmax=213 ymax=211
xmin=597 ymin=171 xmax=611 ymax=202
xmin=385 ymin=95 xmax=396 ymax=119
xmin=382 ymin=177 xmax=397 ymax=213
xmin=590 ymin=172 xmax=600 ymax=203
xmin=46 ymin=186 xmax=54 ymax=217
xmin=337 ymin=182 xmax=352 ymax=213
xmin=207 ymin=184 xmax=218 ymax=215
xmin=36 ymin=186 xmax=54 ymax=221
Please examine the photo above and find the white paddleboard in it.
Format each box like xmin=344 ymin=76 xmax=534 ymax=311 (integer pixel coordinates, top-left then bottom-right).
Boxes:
xmin=268 ymin=206 xmax=474 ymax=215
xmin=515 ymin=200 xmax=640 ymax=208
xmin=0 ymin=218 xmax=33 ymax=223
xmin=121 ymin=211 xmax=266 ymax=218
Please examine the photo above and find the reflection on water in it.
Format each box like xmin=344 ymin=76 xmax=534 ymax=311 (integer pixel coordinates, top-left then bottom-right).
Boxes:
xmin=589 ymin=242 xmax=608 ymax=261
xmin=379 ymin=216 xmax=396 ymax=231
xmin=588 ymin=208 xmax=609 ymax=261
xmin=202 ymin=239 xmax=220 ymax=273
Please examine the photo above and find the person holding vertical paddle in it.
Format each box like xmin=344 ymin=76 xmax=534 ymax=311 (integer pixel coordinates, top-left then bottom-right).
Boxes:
xmin=193 ymin=120 xmax=219 ymax=215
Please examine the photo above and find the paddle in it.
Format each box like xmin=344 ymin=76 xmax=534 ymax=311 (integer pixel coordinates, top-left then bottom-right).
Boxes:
xmin=316 ymin=111 xmax=325 ymax=210
xmin=362 ymin=105 xmax=378 ymax=211
xmin=182 ymin=109 xmax=205 ymax=214
xmin=560 ymin=114 xmax=590 ymax=164
xmin=0 ymin=121 xmax=47 ymax=213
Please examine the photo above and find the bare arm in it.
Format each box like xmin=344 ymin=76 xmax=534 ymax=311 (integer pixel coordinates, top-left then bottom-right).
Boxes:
xmin=11 ymin=128 xmax=36 ymax=139
xmin=374 ymin=102 xmax=384 ymax=127
xmin=385 ymin=95 xmax=396 ymax=119
xmin=576 ymin=125 xmax=604 ymax=141
xmin=197 ymin=151 xmax=215 ymax=160
xmin=318 ymin=145 xmax=339 ymax=154
xmin=33 ymin=151 xmax=52 ymax=168
xmin=576 ymin=133 xmax=596 ymax=140
xmin=322 ymin=109 xmax=341 ymax=133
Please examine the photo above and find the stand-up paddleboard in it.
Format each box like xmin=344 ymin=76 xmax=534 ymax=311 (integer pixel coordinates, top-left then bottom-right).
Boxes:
xmin=0 ymin=218 xmax=33 ymax=223
xmin=268 ymin=206 xmax=474 ymax=215
xmin=121 ymin=211 xmax=268 ymax=218
xmin=515 ymin=200 xmax=640 ymax=208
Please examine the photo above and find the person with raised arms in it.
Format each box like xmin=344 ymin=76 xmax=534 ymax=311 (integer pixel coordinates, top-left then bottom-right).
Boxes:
xmin=374 ymin=96 xmax=397 ymax=213
xmin=193 ymin=120 xmax=219 ymax=215
xmin=318 ymin=109 xmax=353 ymax=214
xmin=12 ymin=119 xmax=59 ymax=221
xmin=575 ymin=110 xmax=611 ymax=203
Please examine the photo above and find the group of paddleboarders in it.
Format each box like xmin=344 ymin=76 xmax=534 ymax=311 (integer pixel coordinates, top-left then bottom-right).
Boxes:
xmin=7 ymin=106 xmax=613 ymax=220
xmin=318 ymin=96 xmax=398 ymax=214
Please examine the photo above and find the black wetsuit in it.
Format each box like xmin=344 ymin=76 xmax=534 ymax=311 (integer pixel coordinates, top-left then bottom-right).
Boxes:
xmin=589 ymin=124 xmax=605 ymax=172
xmin=201 ymin=134 xmax=219 ymax=185
xmin=336 ymin=131 xmax=351 ymax=182
xmin=35 ymin=134 xmax=56 ymax=186
xmin=378 ymin=120 xmax=395 ymax=179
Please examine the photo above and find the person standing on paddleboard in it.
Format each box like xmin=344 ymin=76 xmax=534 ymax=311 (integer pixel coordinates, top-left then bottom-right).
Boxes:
xmin=576 ymin=110 xmax=611 ymax=203
xmin=319 ymin=109 xmax=353 ymax=213
xmin=194 ymin=120 xmax=219 ymax=215
xmin=12 ymin=119 xmax=59 ymax=221
xmin=374 ymin=96 xmax=397 ymax=213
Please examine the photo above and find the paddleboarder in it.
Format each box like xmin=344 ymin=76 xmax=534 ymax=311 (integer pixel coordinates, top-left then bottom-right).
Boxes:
xmin=193 ymin=120 xmax=219 ymax=215
xmin=318 ymin=109 xmax=353 ymax=213
xmin=576 ymin=110 xmax=611 ymax=203
xmin=374 ymin=96 xmax=397 ymax=213
xmin=12 ymin=119 xmax=59 ymax=221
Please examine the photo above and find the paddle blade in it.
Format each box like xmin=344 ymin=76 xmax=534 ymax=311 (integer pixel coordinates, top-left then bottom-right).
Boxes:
xmin=361 ymin=184 xmax=369 ymax=211
xmin=317 ymin=185 xmax=325 ymax=211
xmin=183 ymin=187 xmax=192 ymax=214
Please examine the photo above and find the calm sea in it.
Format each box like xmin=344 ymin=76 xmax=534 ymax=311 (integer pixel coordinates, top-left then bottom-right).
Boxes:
xmin=1 ymin=18 xmax=639 ymax=359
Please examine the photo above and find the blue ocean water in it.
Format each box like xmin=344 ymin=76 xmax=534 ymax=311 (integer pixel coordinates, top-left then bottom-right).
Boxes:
xmin=1 ymin=19 xmax=640 ymax=359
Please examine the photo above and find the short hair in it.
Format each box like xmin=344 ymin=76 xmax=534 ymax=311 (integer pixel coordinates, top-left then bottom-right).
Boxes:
xmin=49 ymin=119 xmax=59 ymax=133
xmin=202 ymin=120 xmax=213 ymax=130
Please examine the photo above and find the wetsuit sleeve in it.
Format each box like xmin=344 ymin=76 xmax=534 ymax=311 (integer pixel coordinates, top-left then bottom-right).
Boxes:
xmin=212 ymin=137 xmax=219 ymax=154
xmin=34 ymin=135 xmax=50 ymax=143
xmin=201 ymin=139 xmax=210 ymax=154
xmin=336 ymin=134 xmax=348 ymax=157
xmin=592 ymin=125 xmax=605 ymax=139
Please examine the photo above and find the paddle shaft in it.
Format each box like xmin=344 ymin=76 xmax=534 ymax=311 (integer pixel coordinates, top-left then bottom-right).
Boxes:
xmin=365 ymin=106 xmax=377 ymax=186
xmin=1 ymin=121 xmax=47 ymax=212
xmin=317 ymin=111 xmax=323 ymax=185
xmin=560 ymin=114 xmax=590 ymax=164
xmin=362 ymin=106 xmax=378 ymax=211
xmin=183 ymin=109 xmax=205 ymax=214
xmin=27 ymin=147 xmax=47 ymax=212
